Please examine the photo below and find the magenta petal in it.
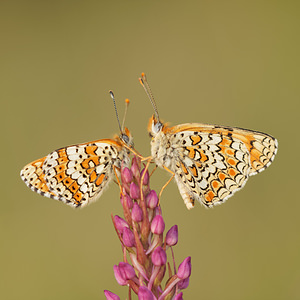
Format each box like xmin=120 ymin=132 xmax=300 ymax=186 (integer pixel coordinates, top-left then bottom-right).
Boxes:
xmin=151 ymin=246 xmax=167 ymax=266
xmin=178 ymin=277 xmax=189 ymax=290
xmin=141 ymin=167 xmax=149 ymax=185
xmin=151 ymin=215 xmax=165 ymax=235
xmin=104 ymin=290 xmax=120 ymax=300
xmin=122 ymin=227 xmax=135 ymax=247
xmin=166 ymin=225 xmax=178 ymax=246
xmin=132 ymin=202 xmax=143 ymax=222
xmin=114 ymin=215 xmax=129 ymax=233
xmin=130 ymin=182 xmax=140 ymax=199
xmin=173 ymin=292 xmax=183 ymax=300
xmin=146 ymin=190 xmax=159 ymax=209
xmin=121 ymin=167 xmax=133 ymax=183
xmin=118 ymin=262 xmax=136 ymax=280
xmin=113 ymin=265 xmax=127 ymax=286
xmin=177 ymin=257 xmax=192 ymax=279
xmin=138 ymin=286 xmax=155 ymax=300
xmin=121 ymin=194 xmax=133 ymax=209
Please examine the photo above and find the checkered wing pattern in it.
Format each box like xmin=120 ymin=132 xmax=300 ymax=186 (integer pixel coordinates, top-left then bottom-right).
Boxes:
xmin=20 ymin=139 xmax=129 ymax=207
xmin=152 ymin=123 xmax=278 ymax=209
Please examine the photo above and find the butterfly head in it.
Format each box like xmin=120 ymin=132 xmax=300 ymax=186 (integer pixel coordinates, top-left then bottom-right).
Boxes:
xmin=120 ymin=127 xmax=134 ymax=147
xmin=148 ymin=115 xmax=163 ymax=138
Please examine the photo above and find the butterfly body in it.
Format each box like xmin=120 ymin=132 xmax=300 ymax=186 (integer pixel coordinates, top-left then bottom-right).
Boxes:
xmin=20 ymin=129 xmax=133 ymax=208
xmin=148 ymin=116 xmax=278 ymax=209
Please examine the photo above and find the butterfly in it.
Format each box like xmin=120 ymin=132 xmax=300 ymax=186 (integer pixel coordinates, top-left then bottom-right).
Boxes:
xmin=139 ymin=73 xmax=278 ymax=209
xmin=20 ymin=92 xmax=133 ymax=208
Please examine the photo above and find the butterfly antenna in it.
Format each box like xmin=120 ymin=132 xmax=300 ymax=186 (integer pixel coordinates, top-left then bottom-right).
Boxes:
xmin=121 ymin=98 xmax=130 ymax=131
xmin=139 ymin=73 xmax=160 ymax=121
xmin=109 ymin=90 xmax=123 ymax=133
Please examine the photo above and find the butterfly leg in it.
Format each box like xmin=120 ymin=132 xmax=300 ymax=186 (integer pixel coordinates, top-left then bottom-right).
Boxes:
xmin=113 ymin=165 xmax=124 ymax=196
xmin=149 ymin=165 xmax=157 ymax=177
xmin=158 ymin=166 xmax=175 ymax=202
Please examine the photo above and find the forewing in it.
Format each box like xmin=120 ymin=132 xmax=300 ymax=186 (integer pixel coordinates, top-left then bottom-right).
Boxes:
xmin=171 ymin=130 xmax=251 ymax=207
xmin=20 ymin=157 xmax=60 ymax=200
xmin=169 ymin=123 xmax=278 ymax=175
xmin=20 ymin=139 xmax=123 ymax=207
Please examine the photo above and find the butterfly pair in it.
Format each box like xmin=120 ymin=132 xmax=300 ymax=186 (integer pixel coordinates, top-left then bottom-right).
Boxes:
xmin=20 ymin=74 xmax=278 ymax=209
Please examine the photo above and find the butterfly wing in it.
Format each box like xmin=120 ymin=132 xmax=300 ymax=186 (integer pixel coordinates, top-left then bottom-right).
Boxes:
xmin=20 ymin=139 xmax=128 ymax=207
xmin=164 ymin=123 xmax=278 ymax=209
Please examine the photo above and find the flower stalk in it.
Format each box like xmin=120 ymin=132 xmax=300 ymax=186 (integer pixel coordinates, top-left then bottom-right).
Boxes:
xmin=105 ymin=156 xmax=192 ymax=299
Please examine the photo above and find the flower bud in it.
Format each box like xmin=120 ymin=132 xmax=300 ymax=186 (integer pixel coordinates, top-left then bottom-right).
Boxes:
xmin=151 ymin=246 xmax=167 ymax=266
xmin=177 ymin=257 xmax=191 ymax=279
xmin=121 ymin=167 xmax=133 ymax=183
xmin=141 ymin=167 xmax=149 ymax=185
xmin=138 ymin=286 xmax=155 ymax=300
xmin=146 ymin=190 xmax=158 ymax=208
xmin=121 ymin=194 xmax=133 ymax=209
xmin=151 ymin=215 xmax=165 ymax=235
xmin=166 ymin=225 xmax=178 ymax=246
xmin=113 ymin=265 xmax=126 ymax=285
xmin=130 ymin=182 xmax=139 ymax=199
xmin=104 ymin=290 xmax=120 ymax=300
xmin=114 ymin=215 xmax=129 ymax=233
xmin=118 ymin=262 xmax=136 ymax=280
xmin=178 ymin=277 xmax=189 ymax=290
xmin=130 ymin=156 xmax=140 ymax=180
xmin=131 ymin=202 xmax=143 ymax=222
xmin=173 ymin=292 xmax=183 ymax=300
xmin=122 ymin=227 xmax=135 ymax=247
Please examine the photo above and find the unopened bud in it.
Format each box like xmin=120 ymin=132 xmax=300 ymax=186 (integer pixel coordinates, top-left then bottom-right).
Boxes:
xmin=122 ymin=227 xmax=135 ymax=247
xmin=166 ymin=225 xmax=178 ymax=246
xmin=130 ymin=182 xmax=139 ymax=199
xmin=104 ymin=290 xmax=120 ymax=300
xmin=118 ymin=262 xmax=136 ymax=280
xmin=121 ymin=167 xmax=133 ymax=184
xmin=113 ymin=265 xmax=126 ymax=286
xmin=138 ymin=286 xmax=155 ymax=300
xmin=146 ymin=190 xmax=158 ymax=208
xmin=141 ymin=167 xmax=149 ymax=185
xmin=177 ymin=257 xmax=192 ymax=280
xmin=131 ymin=202 xmax=143 ymax=222
xmin=151 ymin=246 xmax=167 ymax=266
xmin=151 ymin=215 xmax=165 ymax=235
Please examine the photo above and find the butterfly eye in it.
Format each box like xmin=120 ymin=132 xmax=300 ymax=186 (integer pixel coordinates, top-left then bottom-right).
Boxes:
xmin=152 ymin=121 xmax=162 ymax=134
xmin=121 ymin=134 xmax=129 ymax=144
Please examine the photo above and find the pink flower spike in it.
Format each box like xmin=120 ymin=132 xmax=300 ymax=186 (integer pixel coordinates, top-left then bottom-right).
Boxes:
xmin=130 ymin=182 xmax=139 ymax=200
xmin=132 ymin=202 xmax=143 ymax=222
xmin=146 ymin=190 xmax=159 ymax=209
xmin=121 ymin=167 xmax=133 ymax=184
xmin=177 ymin=257 xmax=192 ymax=280
xmin=122 ymin=227 xmax=135 ymax=247
xmin=141 ymin=167 xmax=149 ymax=185
xmin=178 ymin=277 xmax=189 ymax=290
xmin=113 ymin=215 xmax=129 ymax=233
xmin=173 ymin=292 xmax=183 ymax=300
xmin=151 ymin=215 xmax=165 ymax=235
xmin=138 ymin=286 xmax=156 ymax=300
xmin=151 ymin=246 xmax=167 ymax=266
xmin=166 ymin=225 xmax=178 ymax=246
xmin=113 ymin=265 xmax=127 ymax=286
xmin=118 ymin=262 xmax=136 ymax=280
xmin=104 ymin=290 xmax=120 ymax=300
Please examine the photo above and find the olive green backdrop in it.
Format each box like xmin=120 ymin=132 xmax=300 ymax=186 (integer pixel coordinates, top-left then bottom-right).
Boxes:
xmin=1 ymin=1 xmax=299 ymax=299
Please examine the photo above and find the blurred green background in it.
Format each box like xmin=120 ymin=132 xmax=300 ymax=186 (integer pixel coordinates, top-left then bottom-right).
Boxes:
xmin=1 ymin=1 xmax=299 ymax=299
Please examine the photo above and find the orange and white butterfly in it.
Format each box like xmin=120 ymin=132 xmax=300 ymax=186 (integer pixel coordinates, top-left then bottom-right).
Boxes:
xmin=139 ymin=73 xmax=278 ymax=210
xmin=20 ymin=92 xmax=133 ymax=208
